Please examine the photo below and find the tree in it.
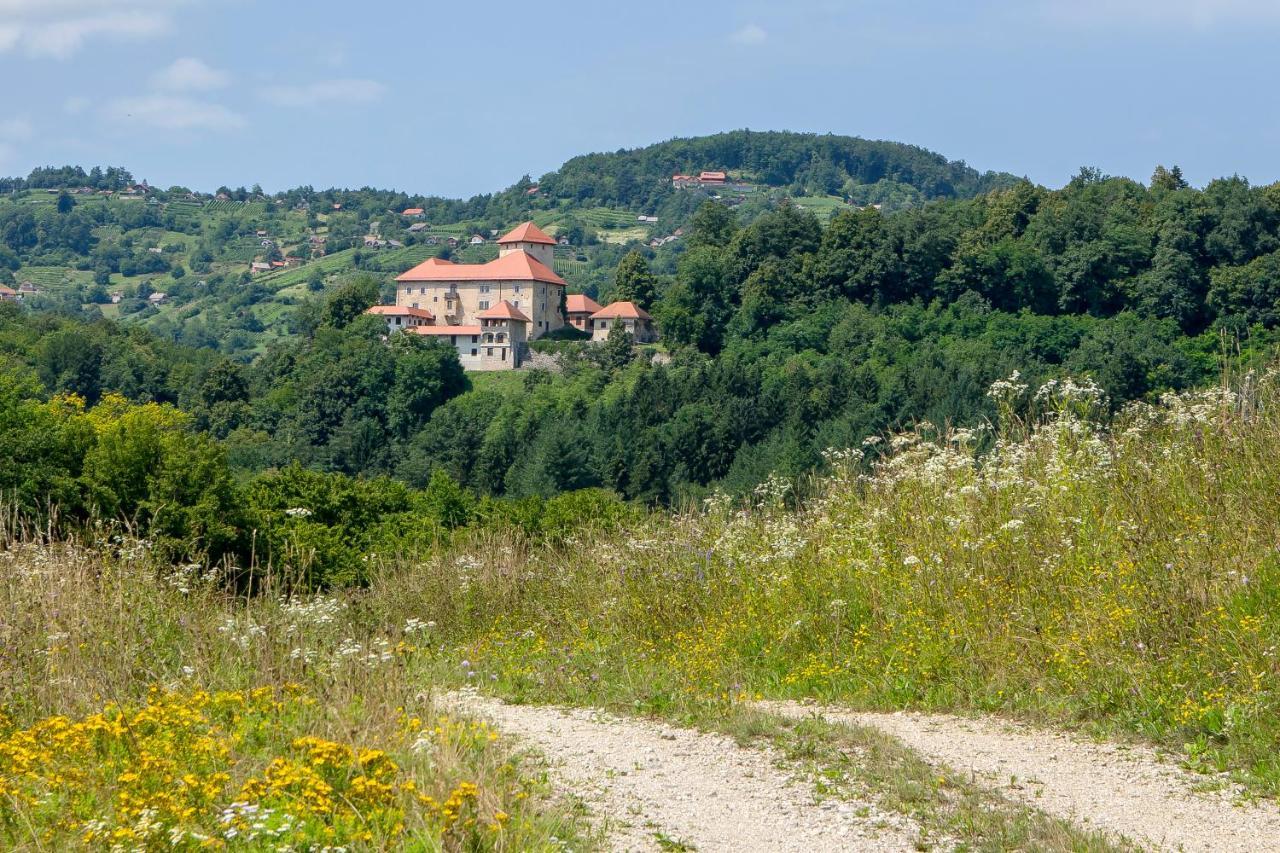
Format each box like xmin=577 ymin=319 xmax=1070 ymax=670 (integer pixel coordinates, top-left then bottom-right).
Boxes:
xmin=612 ymin=250 xmax=659 ymax=307
xmin=597 ymin=319 xmax=635 ymax=372
xmin=688 ymin=200 xmax=738 ymax=249
xmin=56 ymin=191 xmax=75 ymax=214
xmin=321 ymin=275 xmax=380 ymax=329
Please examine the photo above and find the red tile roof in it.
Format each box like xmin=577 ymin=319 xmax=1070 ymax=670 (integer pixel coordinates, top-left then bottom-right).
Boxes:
xmin=497 ymin=221 xmax=556 ymax=245
xmin=566 ymin=294 xmax=603 ymax=314
xmin=366 ymin=305 xmax=435 ymax=320
xmin=591 ymin=300 xmax=653 ymax=321
xmin=699 ymin=171 xmax=727 ymax=182
xmin=476 ymin=299 xmax=531 ymax=322
xmin=395 ymin=249 xmax=565 ymax=286
xmin=412 ymin=324 xmax=481 ymax=335
xmin=0 ymin=285 xmax=15 ymax=296
xmin=402 ymin=207 xmax=424 ymax=215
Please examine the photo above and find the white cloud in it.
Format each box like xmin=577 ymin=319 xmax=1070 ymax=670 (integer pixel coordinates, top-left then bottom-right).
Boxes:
xmin=0 ymin=1 xmax=180 ymax=59
xmin=152 ymin=56 xmax=229 ymax=91
xmin=729 ymin=23 xmax=767 ymax=45
xmin=0 ymin=116 xmax=33 ymax=140
xmin=258 ymin=78 xmax=386 ymax=107
xmin=102 ymin=94 xmax=245 ymax=131
xmin=1040 ymin=0 xmax=1280 ymax=28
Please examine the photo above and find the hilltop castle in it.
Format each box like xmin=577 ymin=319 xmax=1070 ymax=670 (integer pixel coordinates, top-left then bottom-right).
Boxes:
xmin=396 ymin=221 xmax=566 ymax=339
xmin=366 ymin=220 xmax=658 ymax=370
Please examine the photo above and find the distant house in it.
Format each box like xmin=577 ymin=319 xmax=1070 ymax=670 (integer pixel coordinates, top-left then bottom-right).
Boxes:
xmin=637 ymin=215 xmax=659 ymax=224
xmin=271 ymin=260 xmax=286 ymax=268
xmin=469 ymin=234 xmax=486 ymax=245
xmin=363 ymin=236 xmax=387 ymax=248
xmin=250 ymin=261 xmax=271 ymax=273
xmin=565 ymin=293 xmax=603 ymax=332
xmin=17 ymin=282 xmax=40 ymax=297
xmin=215 ymin=192 xmax=230 ymax=201
xmin=674 ymin=171 xmax=730 ymax=189
xmin=148 ymin=292 xmax=167 ymax=304
xmin=284 ymin=256 xmax=303 ymax=267
xmin=407 ymin=222 xmax=429 ymax=233
xmin=109 ymin=292 xmax=123 ymax=304
xmin=332 ymin=203 xmax=343 ymax=210
xmin=447 ymin=237 xmax=460 ymax=248
xmin=0 ymin=285 xmax=16 ymax=302
xmin=387 ymin=239 xmax=404 ymax=249
xmin=260 ymin=239 xmax=274 ymax=248
xmin=590 ymin=301 xmax=657 ymax=343
xmin=557 ymin=236 xmax=570 ymax=246
xmin=402 ymin=207 xmax=425 ymax=218
xmin=308 ymin=235 xmax=327 ymax=244
xmin=256 ymin=229 xmax=268 ymax=237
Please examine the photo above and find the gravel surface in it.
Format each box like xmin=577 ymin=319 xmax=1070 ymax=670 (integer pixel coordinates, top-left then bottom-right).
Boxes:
xmin=765 ymin=701 xmax=1280 ymax=852
xmin=445 ymin=691 xmax=920 ymax=852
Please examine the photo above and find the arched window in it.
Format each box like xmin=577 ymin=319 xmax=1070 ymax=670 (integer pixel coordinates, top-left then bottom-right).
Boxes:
xmin=496 ymin=332 xmax=505 ymax=343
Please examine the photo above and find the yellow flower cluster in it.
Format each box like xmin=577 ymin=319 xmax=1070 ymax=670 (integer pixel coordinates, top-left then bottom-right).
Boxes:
xmin=0 ymin=687 xmax=507 ymax=849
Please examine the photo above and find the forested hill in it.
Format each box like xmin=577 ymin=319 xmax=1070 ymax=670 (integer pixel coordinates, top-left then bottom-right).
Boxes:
xmin=533 ymin=130 xmax=1021 ymax=210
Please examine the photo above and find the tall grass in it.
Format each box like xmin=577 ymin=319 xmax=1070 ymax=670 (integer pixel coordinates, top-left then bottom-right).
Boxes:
xmin=0 ymin=538 xmax=589 ymax=850
xmin=349 ymin=369 xmax=1280 ymax=794
xmin=5 ymin=364 xmax=1280 ymax=847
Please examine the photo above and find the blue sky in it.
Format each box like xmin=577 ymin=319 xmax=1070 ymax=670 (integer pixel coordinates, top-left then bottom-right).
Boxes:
xmin=0 ymin=0 xmax=1277 ymax=197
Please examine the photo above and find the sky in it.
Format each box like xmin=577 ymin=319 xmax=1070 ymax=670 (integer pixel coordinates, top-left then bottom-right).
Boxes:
xmin=0 ymin=0 xmax=1278 ymax=198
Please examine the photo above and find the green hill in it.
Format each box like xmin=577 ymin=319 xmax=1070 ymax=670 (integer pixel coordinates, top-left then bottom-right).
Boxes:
xmin=0 ymin=131 xmax=1021 ymax=359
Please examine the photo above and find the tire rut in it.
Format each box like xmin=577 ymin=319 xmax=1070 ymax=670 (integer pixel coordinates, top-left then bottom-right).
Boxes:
xmin=444 ymin=691 xmax=920 ymax=852
xmin=764 ymin=701 xmax=1280 ymax=852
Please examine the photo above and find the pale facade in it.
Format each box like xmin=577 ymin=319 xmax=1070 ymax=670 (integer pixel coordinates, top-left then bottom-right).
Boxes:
xmin=394 ymin=221 xmax=566 ymax=340
xmin=590 ymin=301 xmax=658 ymax=343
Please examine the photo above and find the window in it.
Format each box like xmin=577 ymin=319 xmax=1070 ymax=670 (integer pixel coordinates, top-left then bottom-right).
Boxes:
xmin=395 ymin=317 xmax=401 ymax=325
xmin=479 ymin=300 xmax=489 ymax=310
xmin=411 ymin=302 xmax=419 ymax=308
xmin=433 ymin=296 xmax=438 ymax=302
xmin=480 ymin=284 xmax=490 ymax=293
xmin=471 ymin=335 xmax=478 ymax=343
xmin=497 ymin=333 xmax=505 ymax=343
xmin=471 ymin=348 xmax=477 ymax=356
xmin=419 ymin=287 xmax=426 ymax=295
xmin=514 ymin=284 xmax=522 ymax=293
xmin=486 ymin=347 xmax=493 ymax=356
xmin=450 ymin=335 xmax=456 ymax=345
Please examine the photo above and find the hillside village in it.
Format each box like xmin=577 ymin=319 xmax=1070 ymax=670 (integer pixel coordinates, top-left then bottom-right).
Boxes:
xmin=364 ymin=221 xmax=657 ymax=370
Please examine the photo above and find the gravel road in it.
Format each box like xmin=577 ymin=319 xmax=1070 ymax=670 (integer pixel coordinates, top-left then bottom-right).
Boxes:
xmin=766 ymin=701 xmax=1280 ymax=852
xmin=446 ymin=691 xmax=921 ymax=852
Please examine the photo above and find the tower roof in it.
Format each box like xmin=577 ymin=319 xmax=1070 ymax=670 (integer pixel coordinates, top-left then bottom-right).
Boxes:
xmin=476 ymin=299 xmax=531 ymax=322
xmin=396 ymin=249 xmax=565 ymax=286
xmin=497 ymin=221 xmax=556 ymax=245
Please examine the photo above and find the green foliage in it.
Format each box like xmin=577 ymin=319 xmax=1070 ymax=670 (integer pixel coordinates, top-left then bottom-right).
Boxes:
xmin=611 ymin=250 xmax=659 ymax=308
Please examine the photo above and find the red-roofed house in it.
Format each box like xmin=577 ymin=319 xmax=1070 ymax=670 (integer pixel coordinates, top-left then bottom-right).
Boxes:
xmin=0 ymin=285 xmax=16 ymax=302
xmin=565 ymin=293 xmax=603 ymax=332
xmin=393 ymin=221 xmax=567 ymax=345
xmin=590 ymin=301 xmax=657 ymax=343
xmin=402 ymin=207 xmax=425 ymax=218
xmin=699 ymin=171 xmax=727 ymax=184
xmin=367 ymin=304 xmax=435 ymax=333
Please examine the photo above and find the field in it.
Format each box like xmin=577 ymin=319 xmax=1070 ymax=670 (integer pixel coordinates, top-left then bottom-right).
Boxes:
xmin=792 ymin=194 xmax=849 ymax=221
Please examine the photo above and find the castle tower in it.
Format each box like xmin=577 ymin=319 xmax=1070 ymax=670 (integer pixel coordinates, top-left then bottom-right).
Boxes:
xmin=496 ymin=221 xmax=556 ymax=269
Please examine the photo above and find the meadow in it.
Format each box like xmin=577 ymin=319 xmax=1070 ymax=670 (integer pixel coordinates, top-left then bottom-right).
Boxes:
xmin=5 ymin=366 xmax=1280 ymax=847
